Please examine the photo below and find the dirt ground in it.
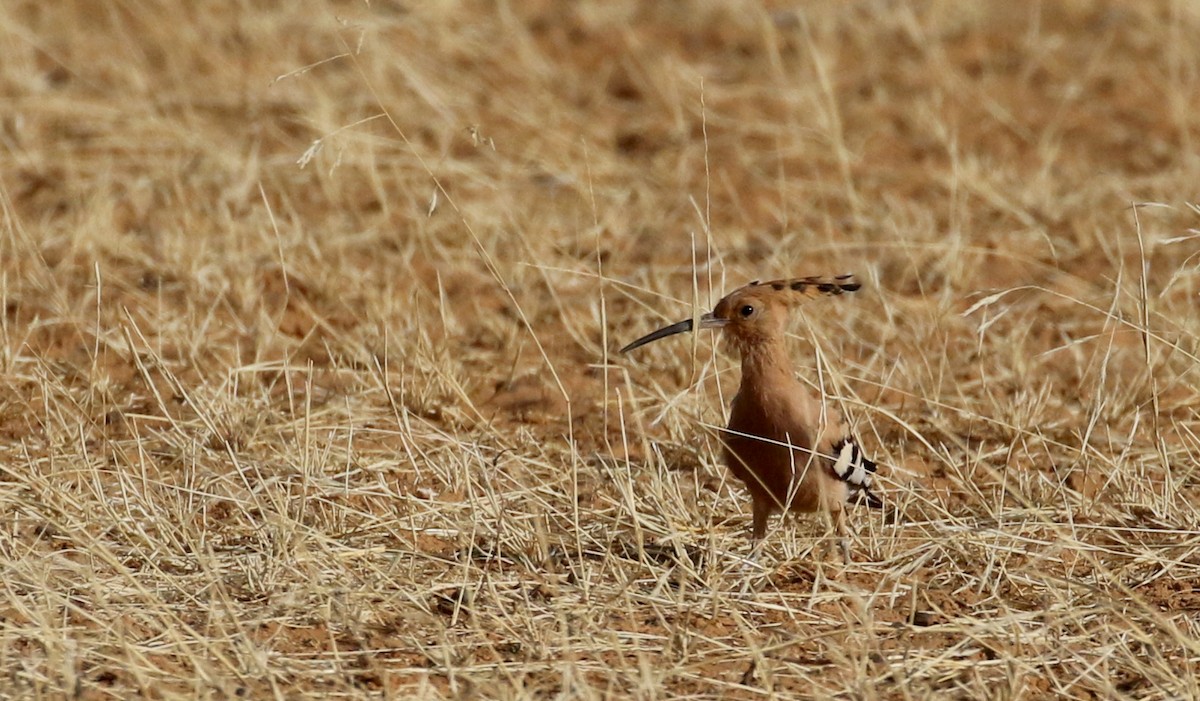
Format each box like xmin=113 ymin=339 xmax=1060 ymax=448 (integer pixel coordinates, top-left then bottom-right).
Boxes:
xmin=2 ymin=1 xmax=1199 ymax=698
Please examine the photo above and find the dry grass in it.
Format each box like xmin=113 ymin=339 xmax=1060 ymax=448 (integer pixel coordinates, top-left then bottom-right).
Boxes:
xmin=2 ymin=1 xmax=1199 ymax=698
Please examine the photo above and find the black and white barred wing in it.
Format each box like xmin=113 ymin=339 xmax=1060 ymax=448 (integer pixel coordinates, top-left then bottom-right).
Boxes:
xmin=831 ymin=437 xmax=883 ymax=508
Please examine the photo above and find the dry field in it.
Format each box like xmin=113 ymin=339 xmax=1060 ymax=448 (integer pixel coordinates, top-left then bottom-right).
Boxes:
xmin=3 ymin=1 xmax=1200 ymax=698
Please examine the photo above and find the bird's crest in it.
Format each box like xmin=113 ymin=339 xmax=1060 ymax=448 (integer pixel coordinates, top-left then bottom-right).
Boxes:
xmin=741 ymin=274 xmax=861 ymax=304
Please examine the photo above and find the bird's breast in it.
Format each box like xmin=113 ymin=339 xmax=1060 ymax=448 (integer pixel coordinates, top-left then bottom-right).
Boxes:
xmin=725 ymin=391 xmax=817 ymax=465
xmin=721 ymin=395 xmax=826 ymax=513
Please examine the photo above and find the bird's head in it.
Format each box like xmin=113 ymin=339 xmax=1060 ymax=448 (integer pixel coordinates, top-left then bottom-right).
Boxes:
xmin=620 ymin=275 xmax=861 ymax=355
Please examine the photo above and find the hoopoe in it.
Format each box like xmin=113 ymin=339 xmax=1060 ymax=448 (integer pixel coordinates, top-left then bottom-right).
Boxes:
xmin=621 ymin=275 xmax=881 ymax=562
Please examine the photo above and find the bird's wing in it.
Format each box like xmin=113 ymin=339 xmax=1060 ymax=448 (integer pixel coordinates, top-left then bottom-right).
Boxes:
xmin=830 ymin=436 xmax=883 ymax=508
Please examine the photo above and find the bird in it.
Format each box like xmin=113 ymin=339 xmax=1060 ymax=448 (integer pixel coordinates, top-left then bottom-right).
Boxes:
xmin=620 ymin=275 xmax=881 ymax=562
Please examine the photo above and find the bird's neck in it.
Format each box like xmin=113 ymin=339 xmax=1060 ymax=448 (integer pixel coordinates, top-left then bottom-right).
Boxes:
xmin=737 ymin=337 xmax=796 ymax=389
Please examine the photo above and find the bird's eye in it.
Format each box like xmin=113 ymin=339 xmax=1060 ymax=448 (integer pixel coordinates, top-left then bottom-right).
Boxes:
xmin=739 ymin=305 xmax=755 ymax=318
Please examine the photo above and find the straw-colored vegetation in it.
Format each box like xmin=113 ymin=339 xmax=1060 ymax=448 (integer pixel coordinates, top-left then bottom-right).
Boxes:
xmin=2 ymin=1 xmax=1198 ymax=698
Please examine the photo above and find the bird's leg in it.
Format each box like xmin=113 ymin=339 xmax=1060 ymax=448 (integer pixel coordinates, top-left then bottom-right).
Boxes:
xmin=731 ymin=501 xmax=772 ymax=577
xmin=751 ymin=499 xmax=771 ymax=541
xmin=820 ymin=502 xmax=851 ymax=566
xmin=739 ymin=499 xmax=771 ymax=569
xmin=835 ymin=507 xmax=851 ymax=565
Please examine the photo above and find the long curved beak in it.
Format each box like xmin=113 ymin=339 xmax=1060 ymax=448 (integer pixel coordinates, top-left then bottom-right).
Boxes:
xmin=619 ymin=313 xmax=727 ymax=354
